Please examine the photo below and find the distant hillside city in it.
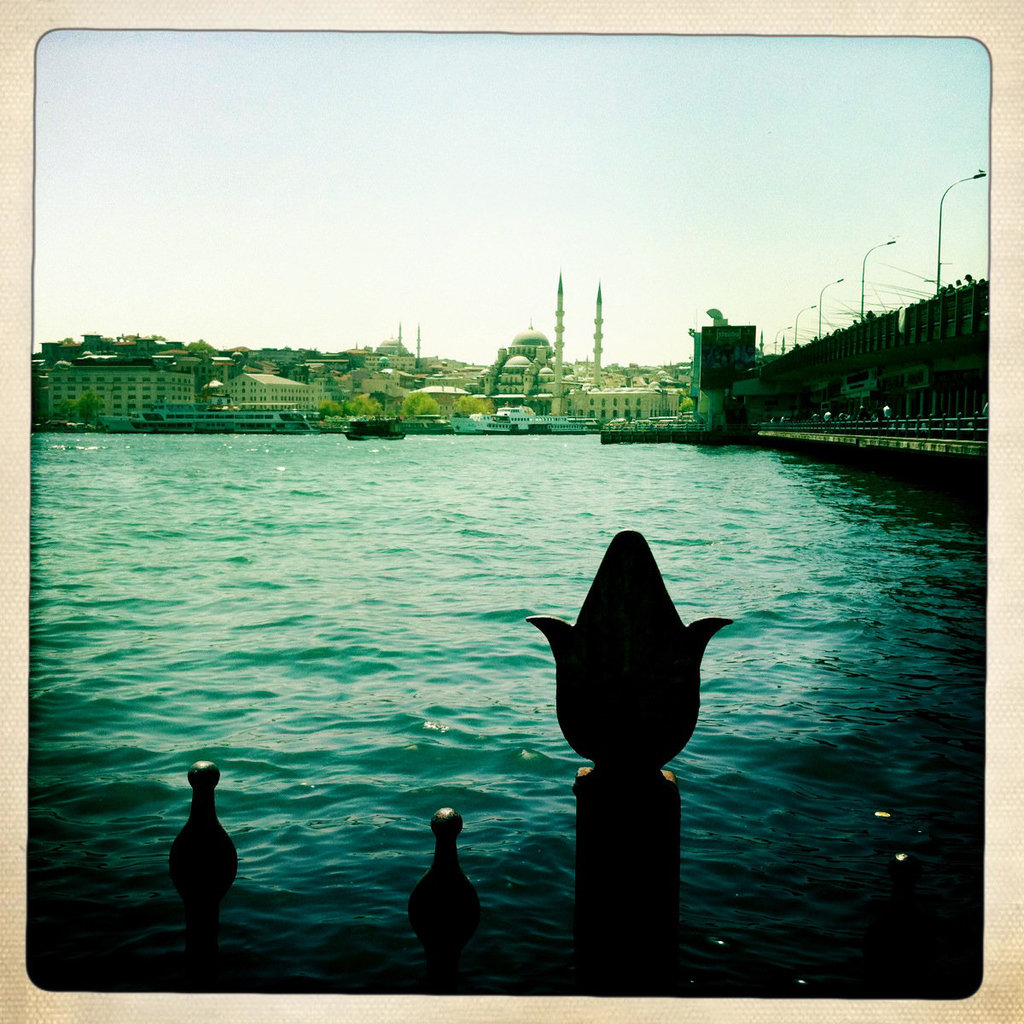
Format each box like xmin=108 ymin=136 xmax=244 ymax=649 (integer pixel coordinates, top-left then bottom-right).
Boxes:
xmin=32 ymin=271 xmax=988 ymax=433
xmin=32 ymin=279 xmax=699 ymax=428
xmin=31 ymin=327 xmax=696 ymax=430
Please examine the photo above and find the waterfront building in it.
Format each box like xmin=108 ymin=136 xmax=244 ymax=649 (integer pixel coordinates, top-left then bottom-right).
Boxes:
xmin=40 ymin=357 xmax=197 ymax=420
xmin=225 ymin=372 xmax=325 ymax=410
xmin=406 ymin=384 xmax=471 ymax=413
xmin=566 ymin=385 xmax=676 ymax=422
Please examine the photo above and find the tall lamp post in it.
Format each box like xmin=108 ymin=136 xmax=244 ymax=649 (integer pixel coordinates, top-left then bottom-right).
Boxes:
xmin=935 ymin=170 xmax=986 ymax=294
xmin=793 ymin=304 xmax=816 ymax=350
xmin=818 ymin=278 xmax=844 ymax=342
xmin=861 ymin=240 xmax=896 ymax=319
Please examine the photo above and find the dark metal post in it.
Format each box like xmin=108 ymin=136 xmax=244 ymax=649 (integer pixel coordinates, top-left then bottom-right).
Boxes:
xmin=408 ymin=807 xmax=480 ymax=993
xmin=169 ymin=761 xmax=237 ymax=983
xmin=529 ymin=530 xmax=731 ymax=995
xmin=572 ymin=765 xmax=681 ymax=994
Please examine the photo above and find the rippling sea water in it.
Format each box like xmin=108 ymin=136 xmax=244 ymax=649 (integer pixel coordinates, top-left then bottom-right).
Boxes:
xmin=28 ymin=432 xmax=986 ymax=997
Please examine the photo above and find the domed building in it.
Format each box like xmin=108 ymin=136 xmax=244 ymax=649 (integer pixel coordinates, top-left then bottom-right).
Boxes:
xmin=478 ymin=275 xmax=607 ymax=414
xmin=481 ymin=324 xmax=558 ymax=410
xmin=373 ymin=324 xmax=417 ymax=372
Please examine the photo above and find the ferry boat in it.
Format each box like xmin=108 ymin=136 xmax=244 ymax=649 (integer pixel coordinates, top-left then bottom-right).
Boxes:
xmin=99 ymin=402 xmax=318 ymax=434
xmin=452 ymin=405 xmax=599 ymax=435
xmin=345 ymin=417 xmax=406 ymax=440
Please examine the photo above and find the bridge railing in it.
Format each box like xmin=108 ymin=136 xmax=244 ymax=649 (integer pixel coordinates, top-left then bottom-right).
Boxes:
xmin=756 ymin=414 xmax=988 ymax=442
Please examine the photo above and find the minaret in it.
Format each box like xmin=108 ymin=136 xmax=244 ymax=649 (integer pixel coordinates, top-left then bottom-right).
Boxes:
xmin=554 ymin=273 xmax=565 ymax=414
xmin=417 ymin=324 xmax=422 ymax=368
xmin=398 ymin=323 xmax=403 ymax=347
xmin=593 ymin=282 xmax=603 ymax=388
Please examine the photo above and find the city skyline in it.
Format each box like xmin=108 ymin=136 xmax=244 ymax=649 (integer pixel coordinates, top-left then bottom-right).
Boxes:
xmin=33 ymin=33 xmax=990 ymax=367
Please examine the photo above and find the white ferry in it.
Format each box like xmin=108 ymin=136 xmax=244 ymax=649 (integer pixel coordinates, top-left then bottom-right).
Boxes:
xmin=100 ymin=402 xmax=318 ymax=434
xmin=452 ymin=406 xmax=600 ymax=435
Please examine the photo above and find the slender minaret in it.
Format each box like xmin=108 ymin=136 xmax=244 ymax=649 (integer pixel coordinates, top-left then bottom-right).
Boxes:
xmin=417 ymin=324 xmax=422 ymax=368
xmin=553 ymin=273 xmax=566 ymax=414
xmin=398 ymin=323 xmax=403 ymax=347
xmin=593 ymin=282 xmax=603 ymax=388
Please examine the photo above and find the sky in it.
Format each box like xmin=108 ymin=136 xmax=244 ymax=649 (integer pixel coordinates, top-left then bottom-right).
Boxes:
xmin=32 ymin=31 xmax=991 ymax=368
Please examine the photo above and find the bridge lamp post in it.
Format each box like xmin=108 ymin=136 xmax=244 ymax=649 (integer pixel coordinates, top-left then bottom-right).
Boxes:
xmin=793 ymin=304 xmax=816 ymax=350
xmin=818 ymin=278 xmax=844 ymax=342
xmin=935 ymin=170 xmax=986 ymax=295
xmin=861 ymin=240 xmax=896 ymax=319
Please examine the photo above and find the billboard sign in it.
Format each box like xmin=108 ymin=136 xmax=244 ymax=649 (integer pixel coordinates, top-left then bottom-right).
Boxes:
xmin=699 ymin=325 xmax=756 ymax=389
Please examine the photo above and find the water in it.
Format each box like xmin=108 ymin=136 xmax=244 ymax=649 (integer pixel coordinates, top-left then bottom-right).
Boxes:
xmin=28 ymin=433 xmax=986 ymax=996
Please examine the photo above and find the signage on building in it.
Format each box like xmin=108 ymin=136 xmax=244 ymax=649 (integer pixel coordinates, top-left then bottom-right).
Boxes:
xmin=903 ymin=365 xmax=930 ymax=389
xmin=699 ymin=325 xmax=756 ymax=389
xmin=840 ymin=369 xmax=877 ymax=397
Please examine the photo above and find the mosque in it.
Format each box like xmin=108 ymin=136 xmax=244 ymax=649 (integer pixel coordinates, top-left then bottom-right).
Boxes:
xmin=480 ymin=274 xmax=604 ymax=414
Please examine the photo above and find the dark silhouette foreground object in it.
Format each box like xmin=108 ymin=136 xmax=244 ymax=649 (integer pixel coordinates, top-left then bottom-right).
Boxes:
xmin=169 ymin=760 xmax=237 ymax=984
xmin=528 ymin=529 xmax=732 ymax=774
xmin=862 ymin=852 xmax=937 ymax=996
xmin=529 ymin=530 xmax=731 ymax=995
xmin=408 ymin=808 xmax=481 ymax=993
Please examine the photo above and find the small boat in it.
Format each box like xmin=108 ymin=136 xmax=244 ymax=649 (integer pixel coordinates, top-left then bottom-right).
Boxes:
xmin=345 ymin=417 xmax=406 ymax=440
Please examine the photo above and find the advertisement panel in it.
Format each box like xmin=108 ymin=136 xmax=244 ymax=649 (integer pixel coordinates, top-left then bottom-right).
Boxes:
xmin=699 ymin=325 xmax=756 ymax=389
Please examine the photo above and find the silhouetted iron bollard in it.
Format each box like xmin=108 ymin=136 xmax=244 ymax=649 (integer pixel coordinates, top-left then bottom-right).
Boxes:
xmin=862 ymin=852 xmax=937 ymax=996
xmin=169 ymin=760 xmax=237 ymax=984
xmin=408 ymin=807 xmax=480 ymax=993
xmin=529 ymin=530 xmax=731 ymax=995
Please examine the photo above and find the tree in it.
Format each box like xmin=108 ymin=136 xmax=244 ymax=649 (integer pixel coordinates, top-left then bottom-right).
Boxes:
xmin=75 ymin=390 xmax=104 ymax=424
xmin=344 ymin=394 xmax=383 ymax=417
xmin=678 ymin=395 xmax=694 ymax=414
xmin=401 ymin=393 xmax=441 ymax=417
xmin=318 ymin=400 xmax=346 ymax=419
xmin=453 ymin=395 xmax=493 ymax=415
xmin=187 ymin=340 xmax=217 ymax=358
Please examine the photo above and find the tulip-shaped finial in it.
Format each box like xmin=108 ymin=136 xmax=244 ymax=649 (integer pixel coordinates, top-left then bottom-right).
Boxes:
xmin=408 ymin=808 xmax=481 ymax=992
xmin=529 ymin=530 xmax=731 ymax=773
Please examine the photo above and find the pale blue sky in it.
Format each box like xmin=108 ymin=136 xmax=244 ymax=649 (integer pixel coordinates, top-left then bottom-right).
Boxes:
xmin=34 ymin=31 xmax=991 ymax=365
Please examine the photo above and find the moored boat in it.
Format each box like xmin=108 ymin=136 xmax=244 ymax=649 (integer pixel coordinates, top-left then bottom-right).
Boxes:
xmin=345 ymin=417 xmax=406 ymax=440
xmin=99 ymin=402 xmax=318 ymax=434
xmin=452 ymin=405 xmax=599 ymax=435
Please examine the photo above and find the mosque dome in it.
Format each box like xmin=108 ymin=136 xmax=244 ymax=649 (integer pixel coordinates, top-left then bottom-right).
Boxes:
xmin=511 ymin=327 xmax=550 ymax=347
xmin=505 ymin=354 xmax=531 ymax=367
xmin=377 ymin=337 xmax=410 ymax=356
xmin=539 ymin=366 xmax=555 ymax=376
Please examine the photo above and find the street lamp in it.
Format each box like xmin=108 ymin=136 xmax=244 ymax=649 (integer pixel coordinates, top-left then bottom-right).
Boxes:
xmin=861 ymin=240 xmax=896 ymax=319
xmin=794 ymin=304 xmax=816 ymax=349
xmin=818 ymin=278 xmax=844 ymax=341
xmin=935 ymin=170 xmax=986 ymax=294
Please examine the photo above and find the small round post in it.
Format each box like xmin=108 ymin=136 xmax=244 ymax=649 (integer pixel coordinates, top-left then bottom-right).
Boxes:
xmin=168 ymin=760 xmax=237 ymax=984
xmin=408 ymin=807 xmax=480 ymax=993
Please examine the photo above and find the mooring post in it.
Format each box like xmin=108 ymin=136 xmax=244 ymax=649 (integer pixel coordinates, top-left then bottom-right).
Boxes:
xmin=862 ymin=852 xmax=936 ymax=995
xmin=529 ymin=530 xmax=731 ymax=995
xmin=169 ymin=760 xmax=237 ymax=983
xmin=408 ymin=807 xmax=481 ymax=993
